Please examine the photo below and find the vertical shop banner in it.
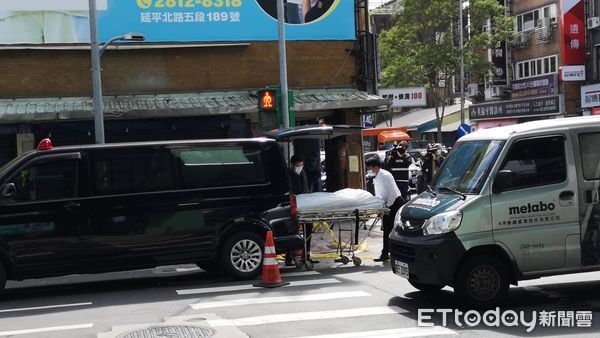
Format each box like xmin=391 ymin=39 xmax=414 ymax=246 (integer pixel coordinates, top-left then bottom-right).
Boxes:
xmin=560 ymin=0 xmax=585 ymax=80
xmin=0 ymin=0 xmax=355 ymax=44
xmin=491 ymin=0 xmax=507 ymax=86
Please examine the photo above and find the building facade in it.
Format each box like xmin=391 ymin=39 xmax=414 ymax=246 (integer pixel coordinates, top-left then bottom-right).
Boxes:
xmin=580 ymin=0 xmax=600 ymax=115
xmin=0 ymin=1 xmax=384 ymax=189
xmin=468 ymin=0 xmax=588 ymax=128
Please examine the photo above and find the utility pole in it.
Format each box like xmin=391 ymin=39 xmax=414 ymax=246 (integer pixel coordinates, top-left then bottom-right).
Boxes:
xmin=459 ymin=0 xmax=465 ymax=124
xmin=276 ymin=0 xmax=290 ymax=128
xmin=89 ymin=0 xmax=105 ymax=144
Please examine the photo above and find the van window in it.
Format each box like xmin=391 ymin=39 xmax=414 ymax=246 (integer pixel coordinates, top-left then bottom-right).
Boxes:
xmin=171 ymin=146 xmax=266 ymax=188
xmin=433 ymin=140 xmax=504 ymax=194
xmin=579 ymin=133 xmax=600 ymax=180
xmin=6 ymin=159 xmax=79 ymax=202
xmin=93 ymin=150 xmax=174 ymax=195
xmin=500 ymin=136 xmax=566 ymax=190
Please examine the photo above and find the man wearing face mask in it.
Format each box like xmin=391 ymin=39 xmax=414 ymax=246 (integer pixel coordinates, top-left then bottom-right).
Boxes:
xmin=366 ymin=157 xmax=403 ymax=262
xmin=286 ymin=155 xmax=319 ymax=265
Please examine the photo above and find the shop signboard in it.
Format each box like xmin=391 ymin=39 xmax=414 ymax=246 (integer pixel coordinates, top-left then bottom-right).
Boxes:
xmin=560 ymin=0 xmax=585 ymax=79
xmin=511 ymin=74 xmax=558 ymax=99
xmin=469 ymin=95 xmax=564 ymax=120
xmin=379 ymin=87 xmax=427 ymax=108
xmin=581 ymin=83 xmax=600 ymax=108
xmin=491 ymin=0 xmax=507 ymax=86
xmin=0 ymin=0 xmax=355 ymax=44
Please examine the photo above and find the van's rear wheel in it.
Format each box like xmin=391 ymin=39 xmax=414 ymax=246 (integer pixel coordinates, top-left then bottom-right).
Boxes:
xmin=409 ymin=280 xmax=443 ymax=293
xmin=455 ymin=256 xmax=509 ymax=308
xmin=0 ymin=262 xmax=6 ymax=290
xmin=222 ymin=232 xmax=264 ymax=280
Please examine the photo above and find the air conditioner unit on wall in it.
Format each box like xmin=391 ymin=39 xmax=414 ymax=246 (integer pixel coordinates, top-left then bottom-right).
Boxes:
xmin=467 ymin=83 xmax=479 ymax=97
xmin=491 ymin=86 xmax=503 ymax=97
xmin=588 ymin=17 xmax=600 ymax=30
xmin=536 ymin=17 xmax=551 ymax=29
xmin=513 ymin=32 xmax=531 ymax=48
xmin=536 ymin=26 xmax=553 ymax=43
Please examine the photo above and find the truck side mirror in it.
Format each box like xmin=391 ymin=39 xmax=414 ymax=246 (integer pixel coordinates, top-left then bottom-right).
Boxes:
xmin=1 ymin=183 xmax=16 ymax=198
xmin=493 ymin=170 xmax=513 ymax=194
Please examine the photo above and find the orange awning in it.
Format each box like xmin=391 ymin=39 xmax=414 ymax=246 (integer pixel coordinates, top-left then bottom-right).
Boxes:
xmin=377 ymin=130 xmax=411 ymax=143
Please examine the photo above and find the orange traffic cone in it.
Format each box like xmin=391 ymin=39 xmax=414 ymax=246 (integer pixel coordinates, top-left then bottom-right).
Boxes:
xmin=254 ymin=231 xmax=290 ymax=288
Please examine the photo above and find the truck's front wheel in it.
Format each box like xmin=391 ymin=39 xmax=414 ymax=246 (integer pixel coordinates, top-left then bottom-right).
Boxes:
xmin=455 ymin=256 xmax=509 ymax=308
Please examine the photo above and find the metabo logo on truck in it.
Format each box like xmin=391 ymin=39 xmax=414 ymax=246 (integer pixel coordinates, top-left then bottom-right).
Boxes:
xmin=509 ymin=201 xmax=555 ymax=215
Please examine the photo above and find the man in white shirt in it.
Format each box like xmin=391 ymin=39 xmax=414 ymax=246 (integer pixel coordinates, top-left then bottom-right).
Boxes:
xmin=366 ymin=157 xmax=404 ymax=262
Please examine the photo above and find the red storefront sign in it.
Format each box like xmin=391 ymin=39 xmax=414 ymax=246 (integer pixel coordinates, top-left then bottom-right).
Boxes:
xmin=593 ymin=107 xmax=600 ymax=116
xmin=560 ymin=0 xmax=586 ymax=65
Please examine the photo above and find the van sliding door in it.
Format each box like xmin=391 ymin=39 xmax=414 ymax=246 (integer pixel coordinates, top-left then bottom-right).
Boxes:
xmin=573 ymin=128 xmax=600 ymax=266
xmin=490 ymin=135 xmax=579 ymax=272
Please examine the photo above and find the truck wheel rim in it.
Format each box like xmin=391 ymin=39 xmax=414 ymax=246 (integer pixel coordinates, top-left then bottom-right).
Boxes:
xmin=230 ymin=239 xmax=262 ymax=273
xmin=468 ymin=265 xmax=499 ymax=301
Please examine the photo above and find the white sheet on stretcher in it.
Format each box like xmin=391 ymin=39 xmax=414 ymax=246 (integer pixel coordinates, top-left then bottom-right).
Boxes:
xmin=297 ymin=188 xmax=385 ymax=212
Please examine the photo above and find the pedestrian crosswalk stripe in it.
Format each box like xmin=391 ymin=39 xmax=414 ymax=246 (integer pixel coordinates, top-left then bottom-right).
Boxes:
xmin=190 ymin=291 xmax=370 ymax=310
xmin=0 ymin=323 xmax=94 ymax=336
xmin=206 ymin=306 xmax=402 ymax=327
xmin=0 ymin=302 xmax=92 ymax=313
xmin=292 ymin=327 xmax=458 ymax=338
xmin=176 ymin=278 xmax=341 ymax=295
xmin=280 ymin=271 xmax=320 ymax=277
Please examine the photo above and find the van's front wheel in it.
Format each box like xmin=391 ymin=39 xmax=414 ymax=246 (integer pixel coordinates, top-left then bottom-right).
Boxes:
xmin=455 ymin=256 xmax=509 ymax=308
xmin=222 ymin=232 xmax=264 ymax=280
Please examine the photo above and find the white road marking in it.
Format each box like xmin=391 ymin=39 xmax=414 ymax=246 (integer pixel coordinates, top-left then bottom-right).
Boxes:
xmin=292 ymin=327 xmax=458 ymax=338
xmin=207 ymin=306 xmax=402 ymax=327
xmin=176 ymin=278 xmax=341 ymax=295
xmin=190 ymin=291 xmax=370 ymax=310
xmin=280 ymin=271 xmax=321 ymax=277
xmin=0 ymin=323 xmax=94 ymax=336
xmin=0 ymin=302 xmax=92 ymax=313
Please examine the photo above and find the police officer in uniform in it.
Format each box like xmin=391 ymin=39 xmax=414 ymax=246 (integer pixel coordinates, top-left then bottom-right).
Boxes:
xmin=385 ymin=145 xmax=412 ymax=200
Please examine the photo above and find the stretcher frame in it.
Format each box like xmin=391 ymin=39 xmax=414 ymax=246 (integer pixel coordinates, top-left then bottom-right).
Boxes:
xmin=295 ymin=207 xmax=389 ymax=270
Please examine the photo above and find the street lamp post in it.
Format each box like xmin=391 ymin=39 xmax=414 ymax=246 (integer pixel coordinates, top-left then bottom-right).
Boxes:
xmin=88 ymin=0 xmax=144 ymax=144
xmin=276 ymin=0 xmax=290 ymax=129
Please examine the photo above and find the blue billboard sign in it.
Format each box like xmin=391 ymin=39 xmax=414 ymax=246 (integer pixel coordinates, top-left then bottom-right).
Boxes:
xmin=0 ymin=0 xmax=355 ymax=44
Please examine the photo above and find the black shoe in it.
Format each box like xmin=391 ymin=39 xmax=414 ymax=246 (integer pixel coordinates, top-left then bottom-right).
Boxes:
xmin=308 ymin=258 xmax=320 ymax=264
xmin=373 ymin=255 xmax=389 ymax=262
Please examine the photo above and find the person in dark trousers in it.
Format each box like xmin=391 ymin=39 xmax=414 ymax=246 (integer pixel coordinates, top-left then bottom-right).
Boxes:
xmin=304 ymin=152 xmax=322 ymax=193
xmin=385 ymin=145 xmax=411 ymax=200
xmin=286 ymin=155 xmax=319 ymax=265
xmin=366 ymin=157 xmax=404 ymax=262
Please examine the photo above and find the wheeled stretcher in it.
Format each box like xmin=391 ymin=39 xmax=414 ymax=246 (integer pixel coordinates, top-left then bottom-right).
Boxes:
xmin=295 ymin=206 xmax=388 ymax=270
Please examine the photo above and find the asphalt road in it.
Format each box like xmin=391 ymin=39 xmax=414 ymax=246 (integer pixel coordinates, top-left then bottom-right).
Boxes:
xmin=1 ymin=230 xmax=600 ymax=337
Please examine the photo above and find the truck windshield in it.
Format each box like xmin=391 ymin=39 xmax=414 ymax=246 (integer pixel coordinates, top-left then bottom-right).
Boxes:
xmin=433 ymin=140 xmax=504 ymax=195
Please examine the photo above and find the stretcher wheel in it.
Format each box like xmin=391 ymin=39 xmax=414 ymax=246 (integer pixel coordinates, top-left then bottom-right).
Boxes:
xmin=304 ymin=260 xmax=314 ymax=271
xmin=340 ymin=255 xmax=350 ymax=265
xmin=353 ymin=257 xmax=362 ymax=266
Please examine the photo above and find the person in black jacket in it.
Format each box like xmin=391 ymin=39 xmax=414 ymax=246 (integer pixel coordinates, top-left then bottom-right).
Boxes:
xmin=386 ymin=146 xmax=412 ymax=200
xmin=286 ymin=155 xmax=319 ymax=265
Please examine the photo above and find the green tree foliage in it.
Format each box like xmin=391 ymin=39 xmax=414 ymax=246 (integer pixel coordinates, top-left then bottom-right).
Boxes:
xmin=379 ymin=0 xmax=515 ymax=141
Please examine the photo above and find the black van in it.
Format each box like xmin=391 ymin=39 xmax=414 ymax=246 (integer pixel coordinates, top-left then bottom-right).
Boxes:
xmin=0 ymin=138 xmax=302 ymax=289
